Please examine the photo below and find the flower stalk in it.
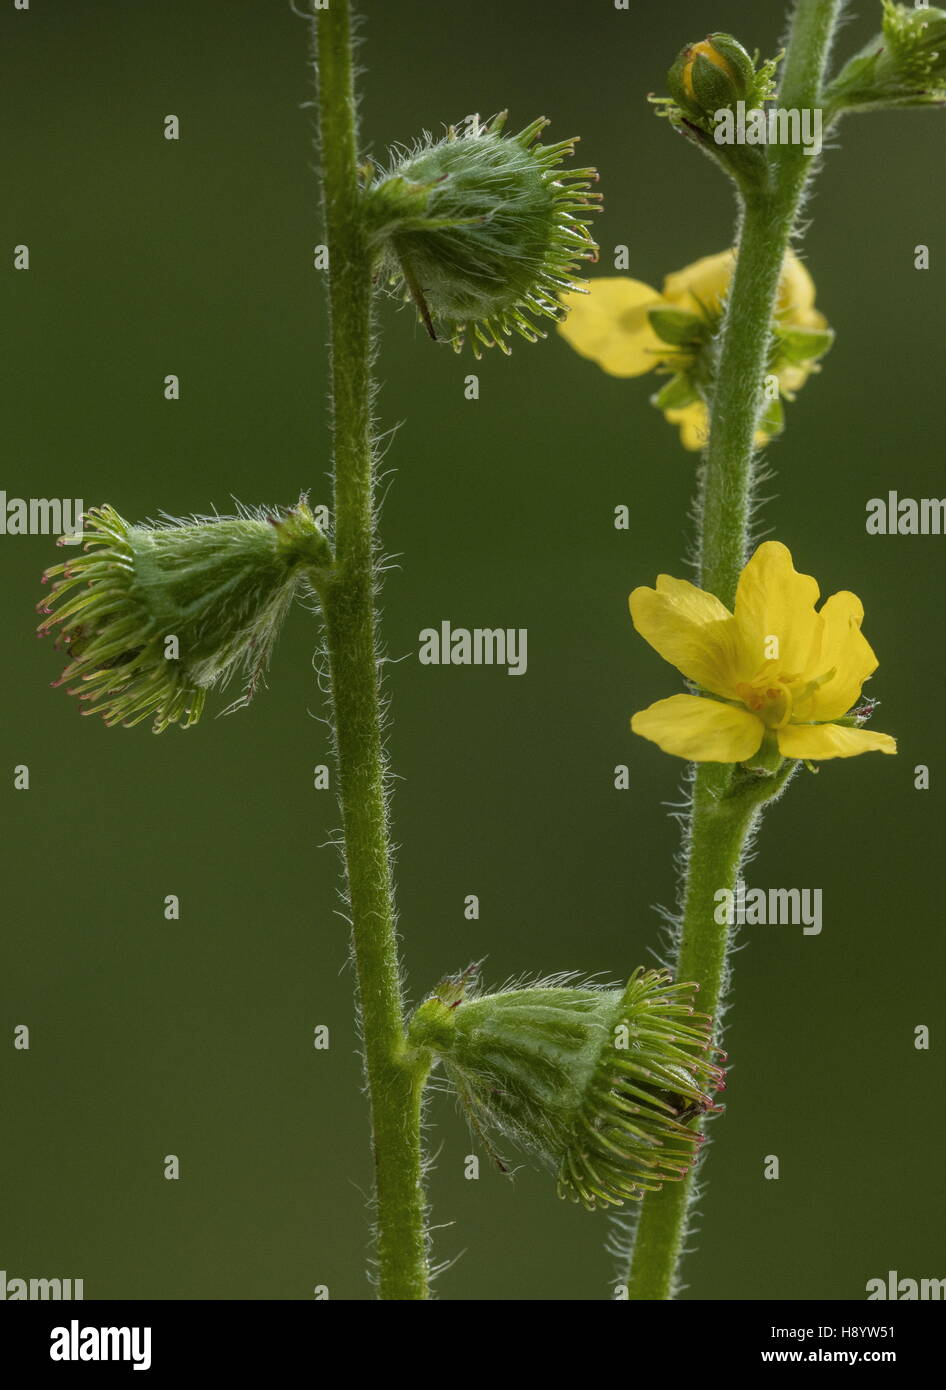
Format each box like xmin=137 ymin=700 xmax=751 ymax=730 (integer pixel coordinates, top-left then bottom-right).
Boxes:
xmin=312 ymin=6 xmax=600 ymax=1298
xmin=625 ymin=0 xmax=847 ymax=1300
xmin=315 ymin=0 xmax=430 ymax=1301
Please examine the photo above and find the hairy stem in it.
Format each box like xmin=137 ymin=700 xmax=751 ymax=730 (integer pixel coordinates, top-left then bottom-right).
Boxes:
xmin=779 ymin=0 xmax=847 ymax=113
xmin=626 ymin=763 xmax=795 ymax=1300
xmin=626 ymin=0 xmax=844 ymax=1300
xmin=316 ymin=0 xmax=429 ymax=1301
xmin=627 ymin=771 xmax=755 ymax=1300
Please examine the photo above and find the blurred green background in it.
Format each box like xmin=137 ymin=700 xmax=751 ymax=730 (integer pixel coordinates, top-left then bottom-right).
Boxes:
xmin=3 ymin=0 xmax=943 ymax=1301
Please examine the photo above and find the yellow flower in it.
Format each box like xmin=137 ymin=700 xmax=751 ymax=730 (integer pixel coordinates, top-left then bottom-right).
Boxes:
xmin=629 ymin=542 xmax=897 ymax=764
xmin=558 ymin=250 xmax=831 ymax=450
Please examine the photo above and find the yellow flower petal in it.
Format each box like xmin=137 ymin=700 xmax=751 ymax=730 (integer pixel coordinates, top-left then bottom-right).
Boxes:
xmin=629 ymin=577 xmax=739 ymax=697
xmin=777 ymin=363 xmax=810 ymax=396
xmin=775 ymin=251 xmax=817 ymax=321
xmin=662 ymin=248 xmax=820 ymax=329
xmin=661 ymin=250 xmax=735 ymax=316
xmin=732 ymin=541 xmax=823 ymax=682
xmin=788 ymin=304 xmax=828 ymax=334
xmin=632 ymin=694 xmax=764 ymax=762
xmin=558 ymin=279 xmax=667 ymax=377
xmin=777 ymin=722 xmax=897 ymax=760
xmin=664 ymin=401 xmax=709 ymax=451
xmin=799 ymin=591 xmax=879 ymax=722
xmin=664 ymin=395 xmax=766 ymax=451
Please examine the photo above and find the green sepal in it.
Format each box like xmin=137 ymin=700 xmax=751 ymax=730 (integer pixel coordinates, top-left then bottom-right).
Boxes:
xmin=774 ymin=324 xmax=835 ymax=365
xmin=651 ymin=373 xmax=700 ymax=411
xmin=688 ymin=50 xmax=745 ymax=114
xmin=825 ymin=49 xmax=884 ymax=111
xmin=665 ymin=51 xmax=702 ymax=121
xmin=647 ymin=305 xmax=709 ymax=348
xmin=741 ymin=729 xmax=783 ymax=774
xmin=705 ymin=33 xmax=756 ymax=93
xmin=758 ymin=392 xmax=785 ymax=437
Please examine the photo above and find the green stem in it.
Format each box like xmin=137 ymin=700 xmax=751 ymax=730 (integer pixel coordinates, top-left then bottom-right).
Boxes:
xmin=316 ymin=0 xmax=430 ymax=1301
xmin=779 ymin=0 xmax=847 ymax=113
xmin=626 ymin=0 xmax=844 ymax=1300
xmin=626 ymin=764 xmax=795 ymax=1300
xmin=699 ymin=0 xmax=845 ymax=609
xmin=627 ymin=771 xmax=755 ymax=1301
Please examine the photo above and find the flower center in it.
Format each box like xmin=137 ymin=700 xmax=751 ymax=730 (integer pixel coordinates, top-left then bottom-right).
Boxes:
xmin=735 ymin=674 xmax=800 ymax=728
xmin=735 ymin=664 xmax=838 ymax=727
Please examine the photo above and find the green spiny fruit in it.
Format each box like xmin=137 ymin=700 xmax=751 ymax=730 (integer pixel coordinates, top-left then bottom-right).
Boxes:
xmin=409 ymin=964 xmax=724 ymax=1210
xmin=367 ymin=112 xmax=601 ymax=356
xmin=37 ymin=501 xmax=331 ymax=732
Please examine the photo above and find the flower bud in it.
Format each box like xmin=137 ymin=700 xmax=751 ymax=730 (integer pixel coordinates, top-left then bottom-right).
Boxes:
xmin=37 ymin=501 xmax=331 ymax=732
xmin=827 ymin=3 xmax=946 ymax=112
xmin=667 ymin=33 xmax=756 ymax=121
xmin=367 ymin=112 xmax=601 ymax=356
xmin=409 ymin=965 xmax=724 ymax=1210
xmin=878 ymin=2 xmax=946 ymax=82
